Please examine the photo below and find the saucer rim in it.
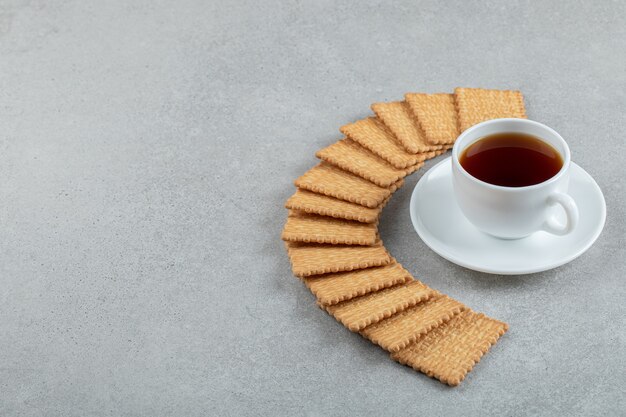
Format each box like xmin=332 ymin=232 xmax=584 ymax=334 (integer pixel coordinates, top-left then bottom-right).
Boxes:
xmin=409 ymin=157 xmax=606 ymax=275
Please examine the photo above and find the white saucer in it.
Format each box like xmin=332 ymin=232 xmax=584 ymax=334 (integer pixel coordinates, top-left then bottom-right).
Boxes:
xmin=409 ymin=158 xmax=606 ymax=275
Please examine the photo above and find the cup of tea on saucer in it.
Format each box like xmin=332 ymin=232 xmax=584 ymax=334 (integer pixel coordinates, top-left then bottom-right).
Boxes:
xmin=409 ymin=118 xmax=605 ymax=275
xmin=451 ymin=118 xmax=579 ymax=240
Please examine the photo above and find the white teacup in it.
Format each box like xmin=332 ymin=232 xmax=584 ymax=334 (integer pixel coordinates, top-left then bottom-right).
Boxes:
xmin=451 ymin=118 xmax=579 ymax=239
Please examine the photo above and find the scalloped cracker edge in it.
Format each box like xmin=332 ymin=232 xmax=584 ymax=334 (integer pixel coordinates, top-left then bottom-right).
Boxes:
xmin=454 ymin=87 xmax=527 ymax=132
xmin=304 ymin=260 xmax=412 ymax=306
xmin=323 ymin=281 xmax=435 ymax=331
xmin=360 ymin=294 xmax=466 ymax=352
xmin=285 ymin=240 xmax=392 ymax=278
xmin=371 ymin=101 xmax=443 ymax=154
xmin=316 ymin=138 xmax=423 ymax=187
xmin=391 ymin=310 xmax=508 ymax=386
xmin=294 ymin=162 xmax=402 ymax=208
xmin=285 ymin=189 xmax=389 ymax=224
xmin=340 ymin=117 xmax=441 ymax=169
xmin=405 ymin=93 xmax=459 ymax=145
xmin=282 ymin=210 xmax=378 ymax=246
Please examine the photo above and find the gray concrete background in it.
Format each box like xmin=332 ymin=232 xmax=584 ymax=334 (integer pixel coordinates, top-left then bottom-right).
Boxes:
xmin=0 ymin=0 xmax=625 ymax=416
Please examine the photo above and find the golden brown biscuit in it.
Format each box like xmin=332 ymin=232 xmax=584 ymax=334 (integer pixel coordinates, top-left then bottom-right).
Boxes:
xmin=454 ymin=87 xmax=527 ymax=132
xmin=340 ymin=117 xmax=442 ymax=169
xmin=371 ymin=101 xmax=442 ymax=153
xmin=323 ymin=281 xmax=435 ymax=331
xmin=305 ymin=260 xmax=412 ymax=306
xmin=285 ymin=240 xmax=392 ymax=278
xmin=285 ymin=189 xmax=388 ymax=224
xmin=405 ymin=93 xmax=459 ymax=145
xmin=281 ymin=210 xmax=378 ymax=245
xmin=316 ymin=138 xmax=423 ymax=188
xmin=294 ymin=162 xmax=402 ymax=208
xmin=391 ymin=310 xmax=508 ymax=386
xmin=361 ymin=294 xmax=465 ymax=352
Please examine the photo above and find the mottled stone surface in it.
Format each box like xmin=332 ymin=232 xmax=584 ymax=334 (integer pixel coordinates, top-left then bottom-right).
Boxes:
xmin=0 ymin=1 xmax=624 ymax=415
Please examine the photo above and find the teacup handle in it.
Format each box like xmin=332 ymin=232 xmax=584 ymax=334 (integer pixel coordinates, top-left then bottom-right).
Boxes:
xmin=542 ymin=192 xmax=579 ymax=236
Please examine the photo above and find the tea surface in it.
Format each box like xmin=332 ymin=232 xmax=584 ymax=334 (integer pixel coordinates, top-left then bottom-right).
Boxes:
xmin=459 ymin=132 xmax=563 ymax=187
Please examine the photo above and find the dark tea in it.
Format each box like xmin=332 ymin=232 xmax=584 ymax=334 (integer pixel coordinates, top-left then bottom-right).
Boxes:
xmin=459 ymin=132 xmax=563 ymax=187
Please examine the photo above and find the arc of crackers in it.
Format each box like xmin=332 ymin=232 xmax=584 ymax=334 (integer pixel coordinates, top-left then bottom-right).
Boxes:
xmin=283 ymin=87 xmax=526 ymax=386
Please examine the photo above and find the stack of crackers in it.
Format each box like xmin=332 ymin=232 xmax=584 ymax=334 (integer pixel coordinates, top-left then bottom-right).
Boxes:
xmin=283 ymin=88 xmax=527 ymax=386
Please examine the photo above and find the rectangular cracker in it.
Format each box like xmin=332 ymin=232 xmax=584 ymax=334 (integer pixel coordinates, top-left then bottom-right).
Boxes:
xmin=405 ymin=93 xmax=460 ymax=145
xmin=323 ymin=281 xmax=435 ymax=331
xmin=285 ymin=189 xmax=388 ymax=224
xmin=371 ymin=101 xmax=442 ymax=154
xmin=360 ymin=293 xmax=466 ymax=352
xmin=285 ymin=240 xmax=392 ymax=278
xmin=391 ymin=310 xmax=509 ymax=386
xmin=454 ymin=87 xmax=527 ymax=132
xmin=294 ymin=162 xmax=402 ymax=208
xmin=340 ymin=117 xmax=442 ymax=169
xmin=282 ymin=210 xmax=378 ymax=246
xmin=316 ymin=138 xmax=423 ymax=188
xmin=304 ymin=260 xmax=413 ymax=306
